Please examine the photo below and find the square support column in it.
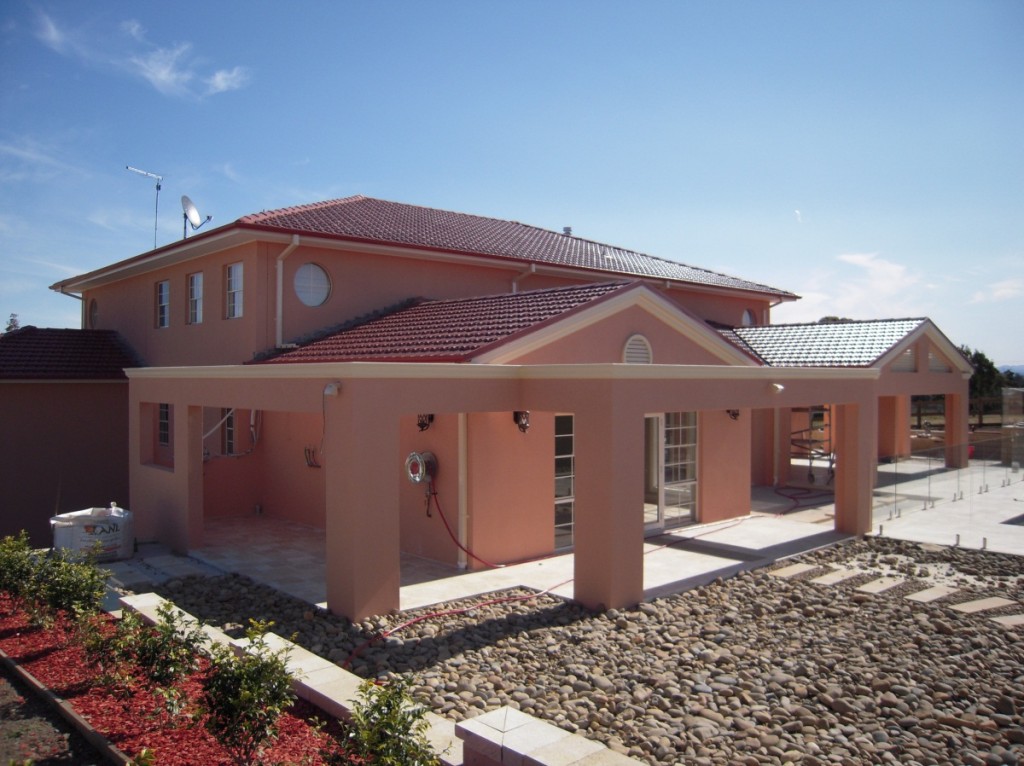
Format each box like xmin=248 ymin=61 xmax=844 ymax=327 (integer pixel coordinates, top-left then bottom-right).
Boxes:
xmin=833 ymin=401 xmax=877 ymax=535
xmin=166 ymin=403 xmax=204 ymax=553
xmin=572 ymin=397 xmax=645 ymax=611
xmin=944 ymin=393 xmax=969 ymax=469
xmin=322 ymin=384 xmax=401 ymax=621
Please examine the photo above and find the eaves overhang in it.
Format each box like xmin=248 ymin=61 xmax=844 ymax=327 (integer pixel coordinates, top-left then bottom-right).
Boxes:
xmin=52 ymin=220 xmax=798 ymax=305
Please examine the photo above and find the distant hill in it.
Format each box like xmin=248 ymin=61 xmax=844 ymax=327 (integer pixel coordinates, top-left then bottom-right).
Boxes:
xmin=1001 ymin=365 xmax=1024 ymax=376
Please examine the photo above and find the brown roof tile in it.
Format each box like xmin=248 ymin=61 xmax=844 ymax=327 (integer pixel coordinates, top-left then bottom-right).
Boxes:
xmin=240 ymin=196 xmax=795 ymax=299
xmin=0 ymin=327 xmax=140 ymax=380
xmin=258 ymin=282 xmax=633 ymax=364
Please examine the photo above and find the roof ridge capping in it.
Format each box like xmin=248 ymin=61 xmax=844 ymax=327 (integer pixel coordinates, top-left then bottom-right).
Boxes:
xmin=736 ymin=317 xmax=928 ymax=331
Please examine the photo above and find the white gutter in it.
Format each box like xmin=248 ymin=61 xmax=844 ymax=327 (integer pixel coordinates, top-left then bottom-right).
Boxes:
xmin=275 ymin=235 xmax=301 ymax=348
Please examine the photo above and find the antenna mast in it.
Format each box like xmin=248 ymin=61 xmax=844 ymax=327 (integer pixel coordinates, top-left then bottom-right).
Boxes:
xmin=126 ymin=165 xmax=164 ymax=249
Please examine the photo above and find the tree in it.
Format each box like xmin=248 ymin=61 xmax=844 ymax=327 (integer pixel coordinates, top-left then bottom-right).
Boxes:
xmin=959 ymin=345 xmax=1004 ymax=399
xmin=4 ymin=313 xmax=18 ymax=333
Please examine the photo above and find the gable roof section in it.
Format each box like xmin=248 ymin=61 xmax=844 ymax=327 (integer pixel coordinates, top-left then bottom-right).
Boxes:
xmin=257 ymin=282 xmax=634 ymax=364
xmin=0 ymin=327 xmax=140 ymax=380
xmin=243 ymin=196 xmax=797 ymax=300
xmin=723 ymin=319 xmax=940 ymax=368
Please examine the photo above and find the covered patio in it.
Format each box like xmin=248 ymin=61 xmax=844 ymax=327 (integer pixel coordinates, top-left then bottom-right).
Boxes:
xmin=129 ymin=363 xmax=907 ymax=618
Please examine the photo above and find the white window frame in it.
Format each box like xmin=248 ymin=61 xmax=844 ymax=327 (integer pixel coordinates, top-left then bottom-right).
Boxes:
xmin=155 ymin=280 xmax=170 ymax=328
xmin=158 ymin=403 xmax=171 ymax=447
xmin=225 ymin=263 xmax=243 ymax=319
xmin=554 ymin=414 xmax=575 ymax=550
xmin=188 ymin=272 xmax=203 ymax=324
xmin=222 ymin=408 xmax=235 ymax=455
xmin=294 ymin=262 xmax=332 ymax=307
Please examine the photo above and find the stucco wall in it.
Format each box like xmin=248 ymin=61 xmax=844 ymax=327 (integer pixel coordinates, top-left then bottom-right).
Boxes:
xmin=697 ymin=410 xmax=752 ymax=523
xmin=465 ymin=411 xmax=554 ymax=568
xmin=0 ymin=381 xmax=130 ymax=546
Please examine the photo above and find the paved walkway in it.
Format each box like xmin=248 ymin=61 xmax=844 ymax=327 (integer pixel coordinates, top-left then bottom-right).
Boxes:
xmin=104 ymin=458 xmax=1024 ymax=614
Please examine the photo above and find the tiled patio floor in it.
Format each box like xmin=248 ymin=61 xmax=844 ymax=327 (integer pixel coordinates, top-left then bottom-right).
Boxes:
xmin=126 ymin=458 xmax=1023 ymax=614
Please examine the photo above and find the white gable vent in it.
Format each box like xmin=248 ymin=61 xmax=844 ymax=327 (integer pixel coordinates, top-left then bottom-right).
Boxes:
xmin=623 ymin=334 xmax=653 ymax=364
xmin=891 ymin=348 xmax=916 ymax=372
xmin=928 ymin=350 xmax=951 ymax=373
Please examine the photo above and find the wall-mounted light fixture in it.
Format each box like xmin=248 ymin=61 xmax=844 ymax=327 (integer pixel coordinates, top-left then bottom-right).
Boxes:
xmin=513 ymin=410 xmax=530 ymax=433
xmin=771 ymin=383 xmax=785 ymax=394
xmin=323 ymin=381 xmax=341 ymax=397
xmin=417 ymin=413 xmax=434 ymax=432
xmin=727 ymin=409 xmax=740 ymax=420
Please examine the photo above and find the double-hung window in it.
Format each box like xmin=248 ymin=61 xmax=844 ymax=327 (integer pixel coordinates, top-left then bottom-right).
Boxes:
xmin=225 ymin=263 xmax=243 ymax=319
xmin=155 ymin=280 xmax=170 ymax=328
xmin=188 ymin=272 xmax=203 ymax=324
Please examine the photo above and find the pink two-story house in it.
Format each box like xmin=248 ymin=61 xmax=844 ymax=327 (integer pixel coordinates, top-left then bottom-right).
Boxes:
xmin=50 ymin=195 xmax=972 ymax=620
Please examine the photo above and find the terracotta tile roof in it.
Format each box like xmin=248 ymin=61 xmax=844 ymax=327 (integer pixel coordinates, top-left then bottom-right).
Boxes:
xmin=723 ymin=319 xmax=928 ymax=367
xmin=258 ymin=282 xmax=634 ymax=364
xmin=0 ymin=326 xmax=140 ymax=380
xmin=240 ymin=196 xmax=796 ymax=300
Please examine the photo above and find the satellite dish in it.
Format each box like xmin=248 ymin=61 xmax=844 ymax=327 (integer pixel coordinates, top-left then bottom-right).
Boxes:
xmin=181 ymin=195 xmax=212 ymax=238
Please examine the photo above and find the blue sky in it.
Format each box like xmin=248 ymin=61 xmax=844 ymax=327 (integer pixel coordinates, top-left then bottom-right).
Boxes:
xmin=2 ymin=1 xmax=1021 ymax=364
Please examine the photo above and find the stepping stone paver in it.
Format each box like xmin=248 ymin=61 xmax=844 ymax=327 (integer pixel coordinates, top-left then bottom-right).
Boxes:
xmin=810 ymin=567 xmax=862 ymax=585
xmin=769 ymin=563 xmax=817 ymax=579
xmin=990 ymin=614 xmax=1024 ymax=628
xmin=949 ymin=596 xmax=1017 ymax=614
xmin=905 ymin=584 xmax=959 ymax=603
xmin=856 ymin=576 xmax=905 ymax=594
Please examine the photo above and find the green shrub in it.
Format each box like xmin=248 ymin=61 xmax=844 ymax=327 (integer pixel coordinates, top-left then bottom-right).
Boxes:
xmin=25 ymin=545 xmax=107 ymax=627
xmin=198 ymin=619 xmax=295 ymax=766
xmin=343 ymin=676 xmax=440 ymax=766
xmin=0 ymin=531 xmax=34 ymax=607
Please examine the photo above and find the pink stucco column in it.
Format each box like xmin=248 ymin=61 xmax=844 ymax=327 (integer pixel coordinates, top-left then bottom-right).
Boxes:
xmin=322 ymin=382 xmax=402 ymax=620
xmin=944 ymin=392 xmax=969 ymax=469
xmin=833 ymin=401 xmax=877 ymax=535
xmin=571 ymin=393 xmax=645 ymax=611
xmin=165 ymin=403 xmax=204 ymax=553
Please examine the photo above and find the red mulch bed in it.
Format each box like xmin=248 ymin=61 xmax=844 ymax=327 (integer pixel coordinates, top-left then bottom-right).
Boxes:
xmin=0 ymin=594 xmax=360 ymax=765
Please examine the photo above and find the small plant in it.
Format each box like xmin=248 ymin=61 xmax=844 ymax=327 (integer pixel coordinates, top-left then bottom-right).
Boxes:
xmin=136 ymin=601 xmax=206 ymax=686
xmin=0 ymin=531 xmax=35 ymax=609
xmin=343 ymin=676 xmax=440 ymax=766
xmin=24 ymin=545 xmax=107 ymax=628
xmin=198 ymin=619 xmax=295 ymax=766
xmin=84 ymin=602 xmax=206 ymax=717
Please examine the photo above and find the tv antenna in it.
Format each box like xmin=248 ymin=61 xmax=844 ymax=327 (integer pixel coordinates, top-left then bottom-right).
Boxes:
xmin=125 ymin=165 xmax=163 ymax=249
xmin=181 ymin=195 xmax=212 ymax=239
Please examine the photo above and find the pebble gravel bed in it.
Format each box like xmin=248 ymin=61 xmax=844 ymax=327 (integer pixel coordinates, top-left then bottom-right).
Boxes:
xmin=156 ymin=537 xmax=1024 ymax=765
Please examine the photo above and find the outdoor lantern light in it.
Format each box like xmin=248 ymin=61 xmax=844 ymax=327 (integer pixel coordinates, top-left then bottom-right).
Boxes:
xmin=417 ymin=413 xmax=434 ymax=431
xmin=727 ymin=409 xmax=740 ymax=420
xmin=771 ymin=383 xmax=785 ymax=394
xmin=513 ymin=410 xmax=530 ymax=433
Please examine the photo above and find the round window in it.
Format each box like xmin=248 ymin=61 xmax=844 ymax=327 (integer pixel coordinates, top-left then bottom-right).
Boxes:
xmin=293 ymin=263 xmax=331 ymax=307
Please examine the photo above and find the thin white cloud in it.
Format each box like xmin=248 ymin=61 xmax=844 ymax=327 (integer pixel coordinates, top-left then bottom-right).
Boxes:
xmin=35 ymin=12 xmax=249 ymax=100
xmin=0 ymin=139 xmax=87 ymax=181
xmin=129 ymin=43 xmax=195 ymax=97
xmin=120 ymin=19 xmax=146 ymax=43
xmin=205 ymin=66 xmax=249 ymax=95
xmin=774 ymin=252 xmax=927 ymax=324
xmin=35 ymin=12 xmax=67 ymax=53
xmin=970 ymin=278 xmax=1024 ymax=304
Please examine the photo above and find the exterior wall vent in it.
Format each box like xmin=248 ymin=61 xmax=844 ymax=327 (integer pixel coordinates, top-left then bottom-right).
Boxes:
xmin=623 ymin=334 xmax=653 ymax=364
xmin=892 ymin=347 xmax=916 ymax=372
xmin=928 ymin=350 xmax=951 ymax=373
